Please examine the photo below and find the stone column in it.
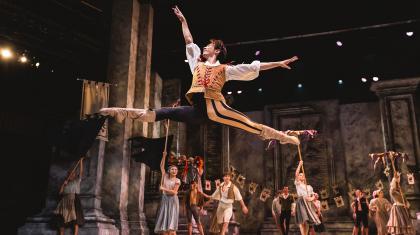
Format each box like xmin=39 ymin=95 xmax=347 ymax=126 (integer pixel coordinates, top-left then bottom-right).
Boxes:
xmin=101 ymin=0 xmax=142 ymax=234
xmin=127 ymin=2 xmax=154 ymax=234
xmin=371 ymin=77 xmax=420 ymax=219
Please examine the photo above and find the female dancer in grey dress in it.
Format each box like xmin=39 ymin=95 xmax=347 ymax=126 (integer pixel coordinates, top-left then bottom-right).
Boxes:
xmin=369 ymin=189 xmax=392 ymax=235
xmin=294 ymin=161 xmax=321 ymax=235
xmin=387 ymin=172 xmax=414 ymax=235
xmin=155 ymin=152 xmax=181 ymax=235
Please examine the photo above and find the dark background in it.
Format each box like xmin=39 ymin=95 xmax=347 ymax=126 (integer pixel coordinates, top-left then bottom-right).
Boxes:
xmin=0 ymin=0 xmax=419 ymax=233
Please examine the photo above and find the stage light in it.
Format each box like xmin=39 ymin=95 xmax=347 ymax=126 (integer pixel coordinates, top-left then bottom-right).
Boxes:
xmin=255 ymin=50 xmax=260 ymax=56
xmin=184 ymin=59 xmax=188 ymax=63
xmin=372 ymin=76 xmax=379 ymax=82
xmin=336 ymin=41 xmax=343 ymax=47
xmin=258 ymin=88 xmax=262 ymax=92
xmin=361 ymin=78 xmax=367 ymax=83
xmin=1 ymin=48 xmax=13 ymax=59
xmin=227 ymin=91 xmax=232 ymax=95
xmin=406 ymin=31 xmax=414 ymax=37
xmin=19 ymin=55 xmax=28 ymax=63
xmin=237 ymin=90 xmax=242 ymax=94
xmin=51 ymin=69 xmax=54 ymax=73
xmin=298 ymin=83 xmax=303 ymax=88
xmin=35 ymin=62 xmax=40 ymax=68
xmin=338 ymin=80 xmax=343 ymax=85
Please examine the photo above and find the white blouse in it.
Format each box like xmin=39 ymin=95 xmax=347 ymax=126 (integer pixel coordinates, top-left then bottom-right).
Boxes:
xmin=186 ymin=43 xmax=261 ymax=81
xmin=294 ymin=180 xmax=314 ymax=197
xmin=162 ymin=174 xmax=180 ymax=195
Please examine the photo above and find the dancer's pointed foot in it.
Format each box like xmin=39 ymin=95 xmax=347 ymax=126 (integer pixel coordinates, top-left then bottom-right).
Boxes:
xmin=280 ymin=133 xmax=300 ymax=145
xmin=99 ymin=107 xmax=156 ymax=123
xmin=260 ymin=125 xmax=300 ymax=145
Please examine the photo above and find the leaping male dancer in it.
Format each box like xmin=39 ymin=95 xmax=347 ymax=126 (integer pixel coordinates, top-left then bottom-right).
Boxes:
xmin=100 ymin=6 xmax=300 ymax=146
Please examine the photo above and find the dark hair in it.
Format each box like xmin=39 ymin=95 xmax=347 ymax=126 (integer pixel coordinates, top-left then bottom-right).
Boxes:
xmin=223 ymin=171 xmax=232 ymax=177
xmin=209 ymin=39 xmax=227 ymax=61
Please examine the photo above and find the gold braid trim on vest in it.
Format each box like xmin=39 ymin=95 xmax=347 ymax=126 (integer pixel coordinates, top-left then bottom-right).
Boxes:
xmin=185 ymin=63 xmax=227 ymax=105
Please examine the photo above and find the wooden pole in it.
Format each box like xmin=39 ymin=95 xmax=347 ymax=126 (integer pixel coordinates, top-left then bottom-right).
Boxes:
xmin=161 ymin=120 xmax=171 ymax=188
xmin=160 ymin=100 xmax=179 ymax=187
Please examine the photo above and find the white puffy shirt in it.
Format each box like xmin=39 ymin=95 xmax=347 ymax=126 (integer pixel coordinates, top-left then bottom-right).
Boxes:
xmin=186 ymin=43 xmax=261 ymax=81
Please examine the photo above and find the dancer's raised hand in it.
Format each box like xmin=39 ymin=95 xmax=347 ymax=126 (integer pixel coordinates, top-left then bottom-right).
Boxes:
xmin=279 ymin=56 xmax=298 ymax=69
xmin=172 ymin=5 xmax=186 ymax=22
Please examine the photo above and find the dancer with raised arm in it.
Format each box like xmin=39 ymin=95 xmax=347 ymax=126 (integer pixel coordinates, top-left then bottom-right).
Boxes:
xmin=294 ymin=161 xmax=320 ymax=235
xmin=53 ymin=159 xmax=85 ymax=235
xmin=387 ymin=172 xmax=414 ymax=235
xmin=100 ymin=6 xmax=300 ymax=146
xmin=155 ymin=152 xmax=181 ymax=235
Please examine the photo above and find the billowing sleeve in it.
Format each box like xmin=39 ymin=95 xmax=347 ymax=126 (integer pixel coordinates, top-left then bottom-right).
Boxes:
xmin=225 ymin=61 xmax=261 ymax=81
xmin=186 ymin=43 xmax=201 ymax=74
xmin=211 ymin=187 xmax=221 ymax=201
xmin=233 ymin=186 xmax=243 ymax=201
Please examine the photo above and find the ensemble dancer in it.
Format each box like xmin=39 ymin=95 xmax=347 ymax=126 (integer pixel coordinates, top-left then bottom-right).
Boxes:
xmin=182 ymin=156 xmax=204 ymax=192
xmin=387 ymin=172 xmax=414 ymax=235
xmin=100 ymin=6 xmax=300 ymax=146
xmin=184 ymin=180 xmax=210 ymax=235
xmin=271 ymin=190 xmax=283 ymax=232
xmin=351 ymin=189 xmax=369 ymax=235
xmin=155 ymin=152 xmax=181 ymax=235
xmin=53 ymin=159 xmax=85 ymax=235
xmin=209 ymin=171 xmax=248 ymax=235
xmin=369 ymin=189 xmax=392 ymax=235
xmin=312 ymin=193 xmax=325 ymax=234
xmin=278 ymin=186 xmax=294 ymax=235
xmin=294 ymin=161 xmax=320 ymax=235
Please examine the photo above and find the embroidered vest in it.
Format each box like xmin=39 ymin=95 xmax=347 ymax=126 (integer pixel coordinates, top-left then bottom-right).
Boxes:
xmin=219 ymin=182 xmax=236 ymax=200
xmin=185 ymin=63 xmax=227 ymax=105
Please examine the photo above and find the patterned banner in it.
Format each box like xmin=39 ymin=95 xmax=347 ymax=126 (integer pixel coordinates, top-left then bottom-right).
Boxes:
xmin=80 ymin=80 xmax=109 ymax=141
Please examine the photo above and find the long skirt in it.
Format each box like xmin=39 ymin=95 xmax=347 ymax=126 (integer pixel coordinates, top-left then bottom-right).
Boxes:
xmin=53 ymin=193 xmax=85 ymax=226
xmin=154 ymin=194 xmax=179 ymax=233
xmin=295 ymin=197 xmax=321 ymax=225
xmin=387 ymin=205 xmax=414 ymax=234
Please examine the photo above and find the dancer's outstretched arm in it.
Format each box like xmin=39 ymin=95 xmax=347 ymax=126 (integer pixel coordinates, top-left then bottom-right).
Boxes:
xmin=260 ymin=56 xmax=299 ymax=70
xmin=226 ymin=56 xmax=299 ymax=81
xmin=173 ymin=6 xmax=193 ymax=44
xmin=173 ymin=5 xmax=201 ymax=74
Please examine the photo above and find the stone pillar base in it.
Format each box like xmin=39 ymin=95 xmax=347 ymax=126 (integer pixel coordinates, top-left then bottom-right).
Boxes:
xmin=128 ymin=213 xmax=150 ymax=235
xmin=259 ymin=216 xmax=354 ymax=235
xmin=259 ymin=217 xmax=280 ymax=235
xmin=18 ymin=215 xmax=119 ymax=235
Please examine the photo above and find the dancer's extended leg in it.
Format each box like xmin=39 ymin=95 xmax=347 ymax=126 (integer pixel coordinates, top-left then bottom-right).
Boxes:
xmin=205 ymin=99 xmax=299 ymax=145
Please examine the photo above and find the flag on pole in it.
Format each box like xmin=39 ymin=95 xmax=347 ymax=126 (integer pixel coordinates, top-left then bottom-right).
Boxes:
xmin=80 ymin=80 xmax=109 ymax=141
